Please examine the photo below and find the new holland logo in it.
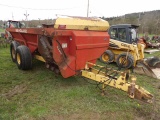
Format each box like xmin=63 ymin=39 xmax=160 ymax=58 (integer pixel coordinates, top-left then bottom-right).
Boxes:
xmin=15 ymin=29 xmax=27 ymax=33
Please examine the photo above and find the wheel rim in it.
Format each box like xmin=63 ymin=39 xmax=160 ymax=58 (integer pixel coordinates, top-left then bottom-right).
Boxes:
xmin=17 ymin=53 xmax=21 ymax=65
xmin=119 ymin=56 xmax=128 ymax=66
xmin=102 ymin=53 xmax=109 ymax=62
xmin=12 ymin=47 xmax=16 ymax=59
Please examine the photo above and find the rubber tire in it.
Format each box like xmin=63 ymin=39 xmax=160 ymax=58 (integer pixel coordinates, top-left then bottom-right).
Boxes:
xmin=16 ymin=45 xmax=32 ymax=70
xmin=147 ymin=57 xmax=160 ymax=68
xmin=10 ymin=41 xmax=20 ymax=62
xmin=1 ymin=33 xmax=5 ymax=38
xmin=100 ymin=50 xmax=114 ymax=64
xmin=116 ymin=53 xmax=134 ymax=69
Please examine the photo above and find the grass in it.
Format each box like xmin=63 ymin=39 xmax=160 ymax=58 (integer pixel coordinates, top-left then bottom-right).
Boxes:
xmin=0 ymin=46 xmax=160 ymax=120
xmin=0 ymin=28 xmax=4 ymax=32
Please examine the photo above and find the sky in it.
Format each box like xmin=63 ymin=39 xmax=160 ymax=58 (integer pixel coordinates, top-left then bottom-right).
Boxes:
xmin=0 ymin=0 xmax=160 ymax=21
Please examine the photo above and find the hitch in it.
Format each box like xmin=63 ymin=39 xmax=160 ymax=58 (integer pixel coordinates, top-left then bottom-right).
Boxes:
xmin=81 ymin=62 xmax=153 ymax=103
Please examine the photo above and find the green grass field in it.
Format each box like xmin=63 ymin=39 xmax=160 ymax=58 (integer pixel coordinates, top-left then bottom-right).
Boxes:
xmin=0 ymin=46 xmax=160 ymax=120
xmin=0 ymin=28 xmax=4 ymax=32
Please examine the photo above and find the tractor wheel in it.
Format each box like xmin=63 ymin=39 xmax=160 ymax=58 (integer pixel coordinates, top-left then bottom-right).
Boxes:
xmin=100 ymin=50 xmax=114 ymax=64
xmin=1 ymin=33 xmax=5 ymax=38
xmin=116 ymin=53 xmax=134 ymax=69
xmin=147 ymin=57 xmax=160 ymax=68
xmin=10 ymin=41 xmax=20 ymax=62
xmin=16 ymin=45 xmax=32 ymax=70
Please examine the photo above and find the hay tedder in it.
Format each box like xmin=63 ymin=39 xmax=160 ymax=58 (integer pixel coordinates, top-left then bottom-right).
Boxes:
xmin=7 ymin=17 xmax=153 ymax=103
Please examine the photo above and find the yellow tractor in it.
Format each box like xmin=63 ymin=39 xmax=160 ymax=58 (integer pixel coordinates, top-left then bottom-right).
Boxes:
xmin=100 ymin=24 xmax=160 ymax=79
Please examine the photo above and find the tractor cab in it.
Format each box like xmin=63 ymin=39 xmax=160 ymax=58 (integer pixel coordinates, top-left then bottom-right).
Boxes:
xmin=4 ymin=20 xmax=24 ymax=28
xmin=108 ymin=24 xmax=139 ymax=44
xmin=3 ymin=20 xmax=25 ymax=40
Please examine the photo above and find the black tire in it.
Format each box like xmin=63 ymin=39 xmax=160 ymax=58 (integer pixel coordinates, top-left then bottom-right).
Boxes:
xmin=10 ymin=41 xmax=20 ymax=62
xmin=100 ymin=50 xmax=114 ymax=64
xmin=16 ymin=45 xmax=32 ymax=70
xmin=116 ymin=53 xmax=134 ymax=69
xmin=1 ymin=33 xmax=5 ymax=38
xmin=147 ymin=57 xmax=160 ymax=68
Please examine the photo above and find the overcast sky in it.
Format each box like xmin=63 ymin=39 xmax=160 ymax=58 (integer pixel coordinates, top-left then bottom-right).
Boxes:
xmin=0 ymin=0 xmax=159 ymax=21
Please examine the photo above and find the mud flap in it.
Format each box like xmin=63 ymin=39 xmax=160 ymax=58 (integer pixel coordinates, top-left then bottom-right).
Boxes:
xmin=134 ymin=60 xmax=160 ymax=79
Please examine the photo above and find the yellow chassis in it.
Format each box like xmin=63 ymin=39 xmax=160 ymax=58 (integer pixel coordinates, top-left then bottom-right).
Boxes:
xmin=82 ymin=62 xmax=153 ymax=103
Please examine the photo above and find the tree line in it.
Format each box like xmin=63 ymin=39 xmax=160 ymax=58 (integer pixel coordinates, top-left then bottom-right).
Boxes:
xmin=102 ymin=10 xmax=160 ymax=35
xmin=1 ymin=10 xmax=160 ymax=35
